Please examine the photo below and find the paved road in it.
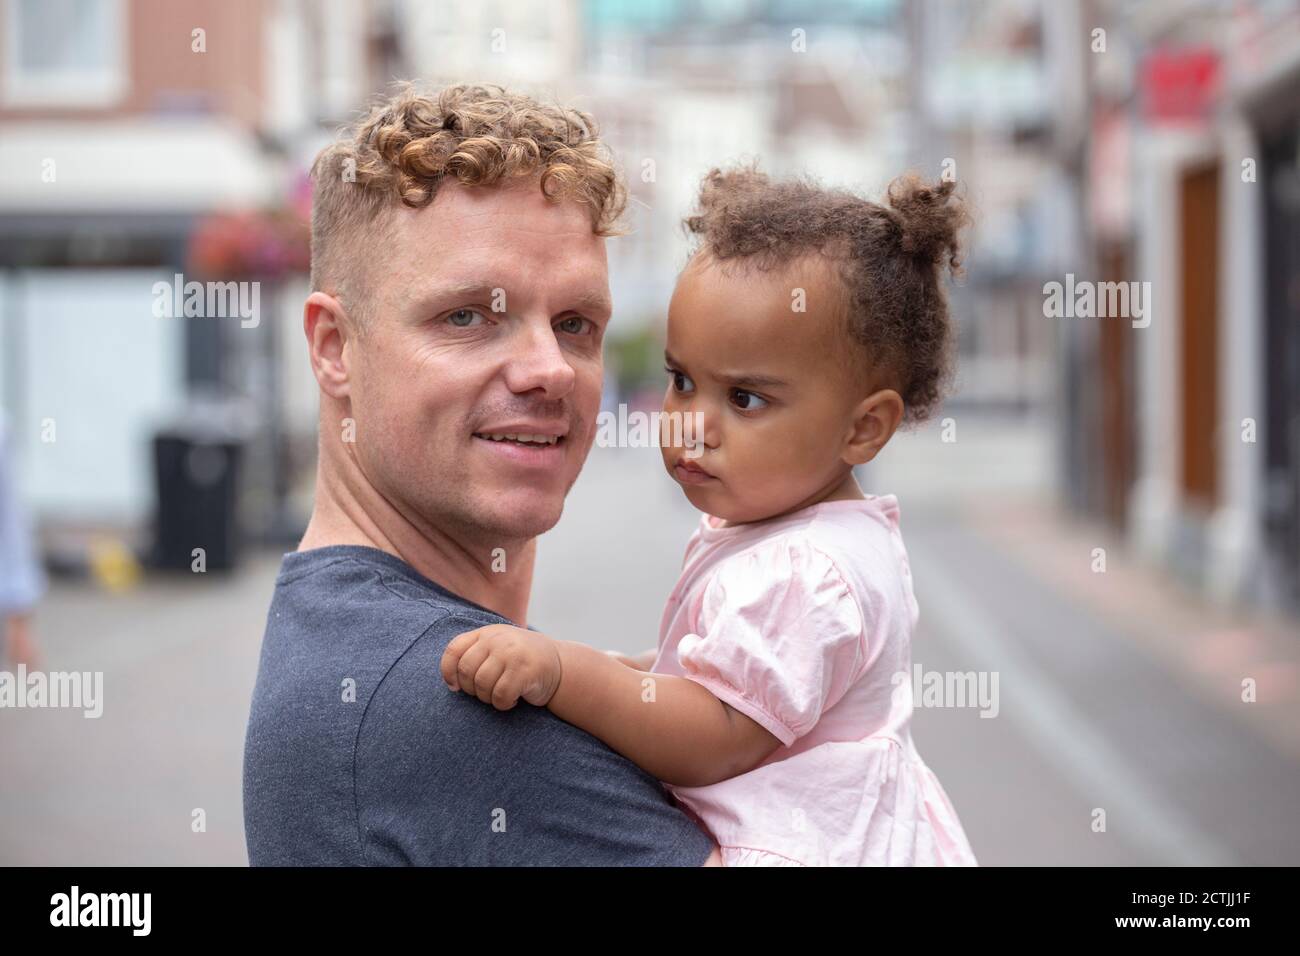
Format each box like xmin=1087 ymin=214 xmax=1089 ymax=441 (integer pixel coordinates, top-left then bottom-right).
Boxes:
xmin=0 ymin=556 xmax=271 ymax=865
xmin=905 ymin=509 xmax=1296 ymax=866
xmin=2 ymin=416 xmax=1297 ymax=865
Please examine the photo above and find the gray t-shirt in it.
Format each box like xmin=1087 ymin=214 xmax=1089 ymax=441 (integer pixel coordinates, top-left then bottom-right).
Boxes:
xmin=242 ymin=544 xmax=713 ymax=866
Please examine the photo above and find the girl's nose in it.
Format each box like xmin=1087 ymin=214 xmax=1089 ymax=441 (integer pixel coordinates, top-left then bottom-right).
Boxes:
xmin=696 ymin=404 xmax=722 ymax=450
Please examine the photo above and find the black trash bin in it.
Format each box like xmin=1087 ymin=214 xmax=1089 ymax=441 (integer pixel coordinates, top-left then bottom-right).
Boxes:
xmin=151 ymin=405 xmax=250 ymax=573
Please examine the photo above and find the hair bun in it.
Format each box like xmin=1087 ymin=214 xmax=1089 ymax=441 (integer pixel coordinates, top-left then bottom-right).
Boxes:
xmin=886 ymin=174 xmax=969 ymax=273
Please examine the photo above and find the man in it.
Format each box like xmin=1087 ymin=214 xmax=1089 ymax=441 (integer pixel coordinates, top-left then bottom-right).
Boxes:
xmin=242 ymin=83 xmax=719 ymax=865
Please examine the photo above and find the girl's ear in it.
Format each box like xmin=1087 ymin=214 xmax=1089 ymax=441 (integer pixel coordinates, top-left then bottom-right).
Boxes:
xmin=843 ymin=388 xmax=905 ymax=466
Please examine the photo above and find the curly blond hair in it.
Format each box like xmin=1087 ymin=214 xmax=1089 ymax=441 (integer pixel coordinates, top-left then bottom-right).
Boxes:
xmin=310 ymin=83 xmax=626 ymax=323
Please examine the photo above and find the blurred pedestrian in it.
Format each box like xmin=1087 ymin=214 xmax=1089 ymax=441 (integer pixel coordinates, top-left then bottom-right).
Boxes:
xmin=0 ymin=417 xmax=44 ymax=669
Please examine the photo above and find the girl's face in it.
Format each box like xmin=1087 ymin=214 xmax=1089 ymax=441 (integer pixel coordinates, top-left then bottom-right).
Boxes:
xmin=660 ymin=254 xmax=878 ymax=524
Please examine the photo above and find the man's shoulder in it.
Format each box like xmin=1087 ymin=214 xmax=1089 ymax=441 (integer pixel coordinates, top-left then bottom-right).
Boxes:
xmin=247 ymin=545 xmax=714 ymax=866
xmin=244 ymin=546 xmax=501 ymax=865
xmin=274 ymin=544 xmax=500 ymax=622
xmin=352 ymin=619 xmax=715 ymax=865
xmin=249 ymin=543 xmax=507 ymax=756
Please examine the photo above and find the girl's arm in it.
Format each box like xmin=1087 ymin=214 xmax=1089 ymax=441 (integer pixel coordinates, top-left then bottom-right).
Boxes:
xmin=441 ymin=625 xmax=782 ymax=787
xmin=552 ymin=639 xmax=781 ymax=786
xmin=605 ymin=646 xmax=657 ymax=671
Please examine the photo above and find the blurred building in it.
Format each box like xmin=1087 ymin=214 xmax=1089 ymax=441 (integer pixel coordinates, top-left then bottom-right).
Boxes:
xmin=908 ymin=0 xmax=1073 ymax=416
xmin=0 ymin=0 xmax=394 ymax=548
xmin=2 ymin=0 xmax=1294 ymax=614
xmin=1053 ymin=0 xmax=1300 ymax=612
xmin=903 ymin=0 xmax=1300 ymax=615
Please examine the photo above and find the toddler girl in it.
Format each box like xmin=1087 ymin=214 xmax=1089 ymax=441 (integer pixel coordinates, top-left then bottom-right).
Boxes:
xmin=442 ymin=166 xmax=978 ymax=866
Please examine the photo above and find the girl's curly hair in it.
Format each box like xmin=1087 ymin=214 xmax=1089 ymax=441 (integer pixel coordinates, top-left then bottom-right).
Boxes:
xmin=310 ymin=83 xmax=627 ymax=315
xmin=684 ymin=166 xmax=970 ymax=424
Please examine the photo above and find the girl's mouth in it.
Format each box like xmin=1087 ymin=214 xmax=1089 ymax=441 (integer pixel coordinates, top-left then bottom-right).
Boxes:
xmin=673 ymin=458 xmax=718 ymax=485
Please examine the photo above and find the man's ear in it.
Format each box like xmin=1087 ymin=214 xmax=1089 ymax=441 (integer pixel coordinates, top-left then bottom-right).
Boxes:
xmin=843 ymin=388 xmax=905 ymax=466
xmin=304 ymin=291 xmax=353 ymax=399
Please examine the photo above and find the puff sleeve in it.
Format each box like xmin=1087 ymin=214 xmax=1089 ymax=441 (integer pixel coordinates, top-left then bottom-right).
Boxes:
xmin=675 ymin=537 xmax=866 ymax=747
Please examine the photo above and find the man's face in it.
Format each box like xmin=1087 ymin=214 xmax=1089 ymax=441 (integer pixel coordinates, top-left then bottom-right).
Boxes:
xmin=346 ymin=178 xmax=611 ymax=545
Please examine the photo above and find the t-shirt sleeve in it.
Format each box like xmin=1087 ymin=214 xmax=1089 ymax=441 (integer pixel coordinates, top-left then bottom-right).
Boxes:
xmin=354 ymin=615 xmax=716 ymax=866
xmin=675 ymin=538 xmax=866 ymax=747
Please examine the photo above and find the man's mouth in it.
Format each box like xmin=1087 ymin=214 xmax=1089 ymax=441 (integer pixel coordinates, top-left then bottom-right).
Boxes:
xmin=472 ymin=432 xmax=564 ymax=447
xmin=472 ymin=427 xmax=568 ymax=471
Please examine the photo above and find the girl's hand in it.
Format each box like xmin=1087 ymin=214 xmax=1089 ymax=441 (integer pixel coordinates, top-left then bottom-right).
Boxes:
xmin=441 ymin=624 xmax=562 ymax=711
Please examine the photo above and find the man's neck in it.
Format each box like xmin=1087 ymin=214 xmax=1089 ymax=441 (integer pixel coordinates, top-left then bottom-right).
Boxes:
xmin=299 ymin=452 xmax=536 ymax=625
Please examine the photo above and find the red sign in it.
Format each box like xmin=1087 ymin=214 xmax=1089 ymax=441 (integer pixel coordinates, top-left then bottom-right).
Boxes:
xmin=1141 ymin=48 xmax=1220 ymax=123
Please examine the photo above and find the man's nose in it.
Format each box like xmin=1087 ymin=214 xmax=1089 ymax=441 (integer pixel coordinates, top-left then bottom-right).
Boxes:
xmin=502 ymin=318 xmax=577 ymax=398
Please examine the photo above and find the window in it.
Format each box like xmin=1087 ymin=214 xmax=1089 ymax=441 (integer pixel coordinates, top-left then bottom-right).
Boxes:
xmin=2 ymin=0 xmax=127 ymax=107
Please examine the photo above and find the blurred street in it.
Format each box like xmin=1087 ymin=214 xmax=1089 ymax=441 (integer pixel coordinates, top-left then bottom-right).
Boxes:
xmin=4 ymin=412 xmax=1298 ymax=866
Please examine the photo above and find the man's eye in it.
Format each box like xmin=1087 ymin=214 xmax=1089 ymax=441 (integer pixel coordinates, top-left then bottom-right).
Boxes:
xmin=730 ymin=389 xmax=768 ymax=410
xmin=446 ymin=309 xmax=486 ymax=327
xmin=665 ymin=366 xmax=694 ymax=393
xmin=557 ymin=315 xmax=591 ymax=335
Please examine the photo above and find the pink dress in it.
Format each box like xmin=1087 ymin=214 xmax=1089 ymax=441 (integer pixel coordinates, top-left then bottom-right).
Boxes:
xmin=652 ymin=496 xmax=978 ymax=866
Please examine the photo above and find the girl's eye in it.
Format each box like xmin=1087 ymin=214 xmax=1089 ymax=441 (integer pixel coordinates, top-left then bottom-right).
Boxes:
xmin=446 ymin=308 xmax=486 ymax=328
xmin=665 ymin=366 xmax=694 ymax=394
xmin=730 ymin=389 xmax=768 ymax=411
xmin=557 ymin=315 xmax=592 ymax=335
